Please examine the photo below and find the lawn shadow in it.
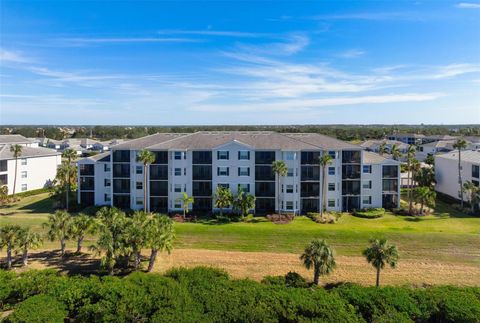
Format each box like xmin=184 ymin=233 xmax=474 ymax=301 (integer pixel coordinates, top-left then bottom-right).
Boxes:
xmin=25 ymin=250 xmax=103 ymax=276
xmin=18 ymin=196 xmax=57 ymax=214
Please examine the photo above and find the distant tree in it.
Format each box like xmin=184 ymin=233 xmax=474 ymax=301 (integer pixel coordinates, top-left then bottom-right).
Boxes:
xmin=405 ymin=145 xmax=417 ymax=215
xmin=43 ymin=210 xmax=72 ymax=256
xmin=463 ymin=181 xmax=480 ymax=214
xmin=363 ymin=239 xmax=398 ymax=287
xmin=272 ymin=160 xmax=288 ymax=214
xmin=17 ymin=228 xmax=43 ymax=266
xmin=61 ymin=148 xmax=78 ymax=211
xmin=176 ymin=192 xmax=194 ymax=219
xmin=0 ymin=224 xmax=22 ymax=269
xmin=69 ymin=214 xmax=97 ymax=253
xmin=9 ymin=144 xmax=22 ymax=198
xmin=233 ymin=188 xmax=256 ymax=219
xmin=137 ymin=149 xmax=155 ymax=212
xmin=300 ymin=239 xmax=336 ymax=285
xmin=213 ymin=186 xmax=234 ymax=217
xmin=145 ymin=215 xmax=175 ymax=272
xmin=378 ymin=141 xmax=388 ymax=155
xmin=424 ymin=154 xmax=435 ymax=166
xmin=414 ymin=187 xmax=436 ymax=215
xmin=390 ymin=144 xmax=402 ymax=161
xmin=453 ymin=139 xmax=468 ymax=208
xmin=318 ymin=154 xmax=333 ymax=216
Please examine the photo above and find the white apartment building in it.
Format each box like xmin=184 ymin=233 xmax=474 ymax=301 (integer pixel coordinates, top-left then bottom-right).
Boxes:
xmin=435 ymin=151 xmax=480 ymax=209
xmin=0 ymin=143 xmax=61 ymax=194
xmin=77 ymin=132 xmax=400 ymax=214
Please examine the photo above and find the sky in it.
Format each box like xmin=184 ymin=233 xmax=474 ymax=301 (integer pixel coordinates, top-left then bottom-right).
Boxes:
xmin=0 ymin=0 xmax=479 ymax=125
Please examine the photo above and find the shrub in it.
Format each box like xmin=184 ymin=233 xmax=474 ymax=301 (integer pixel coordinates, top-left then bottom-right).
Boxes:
xmin=261 ymin=275 xmax=286 ymax=286
xmin=266 ymin=213 xmax=294 ymax=224
xmin=285 ymin=272 xmax=309 ymax=288
xmin=307 ymin=212 xmax=342 ymax=224
xmin=353 ymin=208 xmax=385 ymax=219
xmin=5 ymin=294 xmax=67 ymax=323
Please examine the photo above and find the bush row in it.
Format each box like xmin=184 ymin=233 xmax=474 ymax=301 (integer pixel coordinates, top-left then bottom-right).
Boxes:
xmin=1 ymin=268 xmax=480 ymax=322
xmin=353 ymin=208 xmax=386 ymax=219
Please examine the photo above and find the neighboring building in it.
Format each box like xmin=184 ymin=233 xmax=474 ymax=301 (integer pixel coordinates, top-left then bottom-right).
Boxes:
xmin=0 ymin=135 xmax=38 ymax=148
xmin=435 ymin=151 xmax=480 ymax=208
xmin=387 ymin=133 xmax=425 ymax=145
xmin=0 ymin=144 xmax=61 ymax=194
xmin=361 ymin=139 xmax=409 ymax=154
xmin=77 ymin=132 xmax=401 ymax=214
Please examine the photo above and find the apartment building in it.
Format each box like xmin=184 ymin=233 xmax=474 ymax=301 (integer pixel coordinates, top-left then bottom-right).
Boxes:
xmin=435 ymin=151 xmax=480 ymax=208
xmin=77 ymin=132 xmax=400 ymax=214
xmin=0 ymin=143 xmax=61 ymax=194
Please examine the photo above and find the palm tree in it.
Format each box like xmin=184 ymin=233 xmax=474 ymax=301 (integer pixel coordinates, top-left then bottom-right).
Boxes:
xmin=463 ymin=181 xmax=480 ymax=214
xmin=145 ymin=214 xmax=175 ymax=272
xmin=363 ymin=238 xmax=399 ymax=287
xmin=405 ymin=145 xmax=417 ymax=215
xmin=233 ymin=188 xmax=256 ymax=220
xmin=137 ymin=149 xmax=155 ymax=212
xmin=70 ymin=214 xmax=97 ymax=253
xmin=378 ymin=141 xmax=388 ymax=156
xmin=318 ymin=154 xmax=333 ymax=216
xmin=17 ymin=228 xmax=42 ymax=266
xmin=0 ymin=224 xmax=22 ymax=269
xmin=213 ymin=186 xmax=233 ymax=217
xmin=390 ymin=144 xmax=402 ymax=161
xmin=272 ymin=160 xmax=288 ymax=214
xmin=414 ymin=167 xmax=435 ymax=188
xmin=62 ymin=148 xmax=78 ymax=211
xmin=9 ymin=144 xmax=22 ymax=199
xmin=0 ymin=185 xmax=9 ymax=205
xmin=91 ymin=207 xmax=128 ymax=275
xmin=176 ymin=192 xmax=194 ymax=219
xmin=124 ymin=211 xmax=148 ymax=270
xmin=453 ymin=139 xmax=468 ymax=208
xmin=300 ymin=239 xmax=336 ymax=285
xmin=414 ymin=187 xmax=436 ymax=215
xmin=43 ymin=210 xmax=72 ymax=256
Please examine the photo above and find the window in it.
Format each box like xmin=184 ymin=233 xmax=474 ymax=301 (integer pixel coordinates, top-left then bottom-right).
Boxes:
xmin=174 ymin=151 xmax=182 ymax=160
xmin=286 ymin=185 xmax=294 ymax=193
xmin=174 ymin=168 xmax=181 ymax=176
xmin=217 ymin=151 xmax=229 ymax=160
xmin=285 ymin=152 xmax=295 ymax=160
xmin=286 ymin=201 xmax=294 ymax=210
xmin=174 ymin=184 xmax=182 ymax=192
xmin=383 ymin=165 xmax=398 ymax=178
xmin=473 ymin=165 xmax=479 ymax=179
xmin=174 ymin=202 xmax=182 ymax=209
xmin=287 ymin=168 xmax=294 ymax=177
xmin=104 ymin=164 xmax=111 ymax=172
xmin=363 ymin=196 xmax=372 ymax=205
xmin=473 ymin=180 xmax=479 ymax=187
xmin=238 ymin=167 xmax=250 ymax=176
xmin=328 ymin=167 xmax=335 ymax=175
xmin=21 ymin=171 xmax=27 ymax=178
xmin=136 ymin=197 xmax=143 ymax=206
xmin=136 ymin=166 xmax=143 ymax=174
xmin=104 ymin=179 xmax=111 ymax=187
xmin=184 ymin=168 xmax=186 ymax=176
xmin=362 ymin=180 xmax=372 ymax=189
xmin=104 ymin=193 xmax=111 ymax=202
xmin=0 ymin=174 xmax=7 ymax=185
xmin=238 ymin=151 xmax=250 ymax=160
xmin=21 ymin=184 xmax=27 ymax=191
xmin=136 ymin=182 xmax=143 ymax=190
xmin=363 ymin=165 xmax=372 ymax=173
xmin=0 ymin=160 xmax=7 ymax=172
xmin=328 ymin=183 xmax=335 ymax=191
xmin=21 ymin=158 xmax=27 ymax=165
xmin=217 ymin=167 xmax=229 ymax=176
xmin=218 ymin=183 xmax=230 ymax=189
xmin=238 ymin=183 xmax=250 ymax=192
xmin=328 ymin=199 xmax=335 ymax=207
xmin=328 ymin=151 xmax=336 ymax=159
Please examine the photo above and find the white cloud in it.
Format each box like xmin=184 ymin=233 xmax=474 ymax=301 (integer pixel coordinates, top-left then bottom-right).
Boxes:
xmin=456 ymin=2 xmax=480 ymax=8
xmin=55 ymin=37 xmax=201 ymax=45
xmin=337 ymin=49 xmax=366 ymax=58
xmin=0 ymin=49 xmax=31 ymax=63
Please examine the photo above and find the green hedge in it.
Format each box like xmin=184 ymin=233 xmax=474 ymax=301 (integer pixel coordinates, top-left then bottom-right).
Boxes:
xmin=353 ymin=208 xmax=386 ymax=219
xmin=1 ymin=268 xmax=480 ymax=322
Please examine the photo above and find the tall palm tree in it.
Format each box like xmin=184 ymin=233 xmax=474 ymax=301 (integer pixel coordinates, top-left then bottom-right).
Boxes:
xmin=318 ymin=154 xmax=333 ymax=216
xmin=272 ymin=160 xmax=288 ymax=214
xmin=213 ymin=186 xmax=233 ymax=217
xmin=453 ymin=139 xmax=468 ymax=208
xmin=176 ymin=192 xmax=194 ymax=219
xmin=414 ymin=187 xmax=436 ymax=215
xmin=62 ymin=148 xmax=78 ymax=211
xmin=43 ymin=210 xmax=72 ymax=256
xmin=137 ymin=149 xmax=155 ymax=212
xmin=145 ymin=214 xmax=175 ymax=272
xmin=70 ymin=214 xmax=97 ymax=253
xmin=0 ymin=224 xmax=22 ymax=269
xmin=463 ymin=181 xmax=480 ymax=214
xmin=390 ymin=144 xmax=402 ymax=161
xmin=9 ymin=144 xmax=22 ymax=198
xmin=405 ymin=145 xmax=417 ymax=215
xmin=233 ymin=188 xmax=256 ymax=220
xmin=17 ymin=228 xmax=43 ymax=266
xmin=363 ymin=238 xmax=398 ymax=287
xmin=378 ymin=141 xmax=388 ymax=156
xmin=300 ymin=238 xmax=336 ymax=285
xmin=124 ymin=211 xmax=149 ymax=270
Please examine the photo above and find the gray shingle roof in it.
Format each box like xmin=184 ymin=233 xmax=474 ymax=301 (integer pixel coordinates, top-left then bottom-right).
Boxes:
xmin=0 ymin=145 xmax=60 ymax=160
xmin=435 ymin=150 xmax=480 ymax=164
xmin=111 ymin=133 xmax=187 ymax=150
xmin=0 ymin=135 xmax=33 ymax=145
xmin=363 ymin=151 xmax=398 ymax=164
xmin=283 ymin=133 xmax=360 ymax=150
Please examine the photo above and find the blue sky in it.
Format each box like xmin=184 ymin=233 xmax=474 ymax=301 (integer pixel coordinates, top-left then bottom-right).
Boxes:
xmin=0 ymin=0 xmax=479 ymax=125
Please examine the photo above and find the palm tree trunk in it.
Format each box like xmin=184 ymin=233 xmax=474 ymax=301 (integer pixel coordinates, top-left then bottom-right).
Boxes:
xmin=147 ymin=249 xmax=157 ymax=272
xmin=66 ymin=164 xmax=70 ymax=210
xmin=407 ymin=161 xmax=412 ymax=214
xmin=376 ymin=267 xmax=381 ymax=287
xmin=22 ymin=248 xmax=28 ymax=266
xmin=322 ymin=166 xmax=327 ymax=216
xmin=60 ymin=238 xmax=66 ymax=256
xmin=134 ymin=251 xmax=141 ymax=270
xmin=313 ymin=266 xmax=320 ymax=285
xmin=144 ymin=164 xmax=148 ymax=212
xmin=12 ymin=158 xmax=18 ymax=197
xmin=76 ymin=236 xmax=84 ymax=253
xmin=420 ymin=201 xmax=424 ymax=215
xmin=459 ymin=150 xmax=464 ymax=208
xmin=277 ymin=175 xmax=280 ymax=214
xmin=7 ymin=245 xmax=12 ymax=270
xmin=183 ymin=207 xmax=186 ymax=219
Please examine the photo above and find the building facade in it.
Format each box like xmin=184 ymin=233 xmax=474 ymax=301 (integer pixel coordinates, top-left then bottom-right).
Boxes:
xmin=77 ymin=132 xmax=400 ymax=214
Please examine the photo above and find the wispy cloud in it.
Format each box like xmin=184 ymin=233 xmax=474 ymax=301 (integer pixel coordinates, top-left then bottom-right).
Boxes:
xmin=456 ymin=2 xmax=480 ymax=9
xmin=0 ymin=49 xmax=31 ymax=63
xmin=312 ymin=11 xmax=426 ymax=21
xmin=231 ymin=33 xmax=310 ymax=57
xmin=55 ymin=37 xmax=201 ymax=46
xmin=337 ymin=49 xmax=366 ymax=58
xmin=157 ymin=29 xmax=268 ymax=38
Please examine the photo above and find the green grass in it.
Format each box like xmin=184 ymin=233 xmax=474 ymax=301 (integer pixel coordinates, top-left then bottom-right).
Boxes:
xmin=1 ymin=193 xmax=479 ymax=265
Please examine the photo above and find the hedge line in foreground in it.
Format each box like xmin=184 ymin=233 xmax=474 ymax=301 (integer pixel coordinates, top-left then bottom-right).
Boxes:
xmin=1 ymin=267 xmax=479 ymax=322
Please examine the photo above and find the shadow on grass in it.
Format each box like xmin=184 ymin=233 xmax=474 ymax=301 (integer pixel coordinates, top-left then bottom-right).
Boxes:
xmin=23 ymin=250 xmax=102 ymax=275
xmin=18 ymin=196 xmax=57 ymax=214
